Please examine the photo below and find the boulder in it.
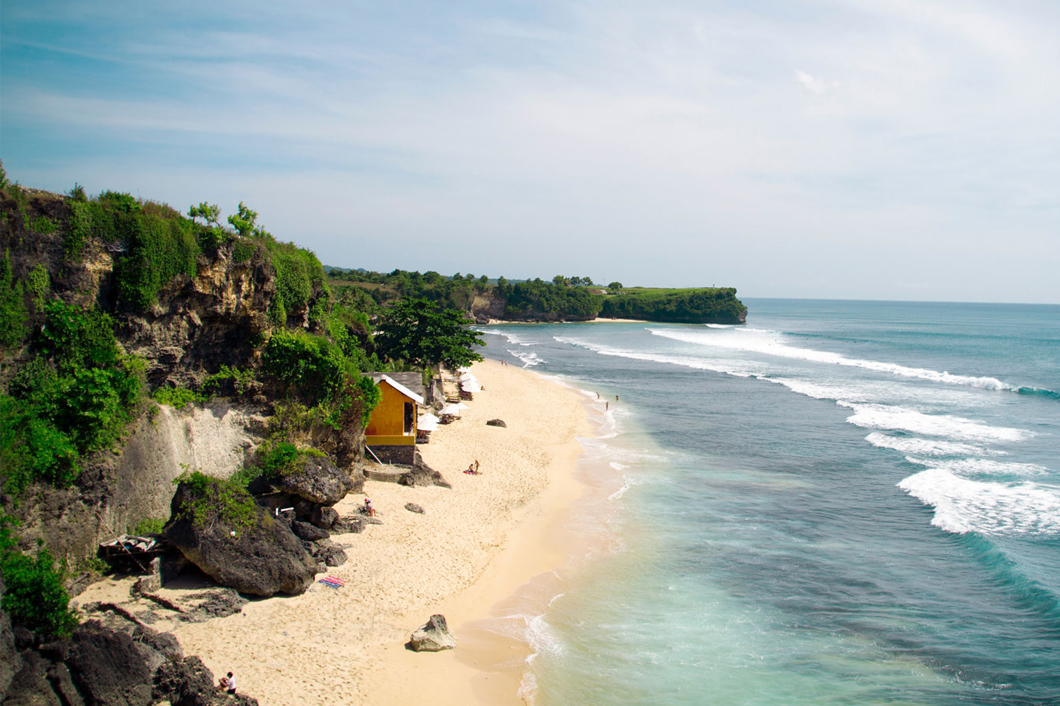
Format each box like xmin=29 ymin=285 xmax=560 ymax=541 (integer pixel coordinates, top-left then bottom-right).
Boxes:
xmin=407 ymin=614 xmax=456 ymax=652
xmin=3 ymin=650 xmax=62 ymax=706
xmin=154 ymin=656 xmax=259 ymax=706
xmin=319 ymin=545 xmax=347 ymax=567
xmin=405 ymin=503 xmax=425 ymax=514
xmin=63 ymin=622 xmax=154 ymax=706
xmin=291 ymin=521 xmax=329 ymax=542
xmin=310 ymin=506 xmax=339 ymax=530
xmin=164 ymin=481 xmax=318 ymax=597
xmin=486 ymin=418 xmax=507 ymax=428
xmin=267 ymin=456 xmax=356 ymax=506
xmin=331 ymin=516 xmax=366 ymax=534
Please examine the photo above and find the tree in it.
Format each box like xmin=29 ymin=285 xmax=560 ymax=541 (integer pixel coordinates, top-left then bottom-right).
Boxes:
xmin=608 ymin=281 xmax=623 ymax=293
xmin=188 ymin=202 xmax=222 ymax=225
xmin=227 ymin=202 xmax=258 ymax=236
xmin=375 ymin=297 xmax=485 ymax=369
xmin=553 ymin=275 xmax=568 ymax=287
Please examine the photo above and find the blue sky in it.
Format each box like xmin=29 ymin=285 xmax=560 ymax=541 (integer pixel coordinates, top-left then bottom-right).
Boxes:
xmin=3 ymin=0 xmax=1058 ymax=302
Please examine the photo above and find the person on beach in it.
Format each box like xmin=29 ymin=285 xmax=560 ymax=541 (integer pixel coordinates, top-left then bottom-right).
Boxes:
xmin=364 ymin=498 xmax=375 ymax=517
xmin=474 ymin=459 xmax=480 ymax=473
xmin=465 ymin=463 xmax=479 ymax=475
xmin=605 ymin=401 xmax=609 ymax=410
xmin=218 ymin=671 xmax=236 ymax=694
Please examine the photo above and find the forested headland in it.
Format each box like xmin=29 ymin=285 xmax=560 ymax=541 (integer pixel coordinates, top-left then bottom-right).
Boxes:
xmin=326 ymin=269 xmax=747 ymax=325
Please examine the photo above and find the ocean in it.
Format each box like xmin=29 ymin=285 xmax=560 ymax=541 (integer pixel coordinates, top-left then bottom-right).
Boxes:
xmin=477 ymin=299 xmax=1060 ymax=706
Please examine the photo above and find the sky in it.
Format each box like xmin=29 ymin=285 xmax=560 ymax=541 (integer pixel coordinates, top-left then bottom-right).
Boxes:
xmin=2 ymin=0 xmax=1058 ymax=303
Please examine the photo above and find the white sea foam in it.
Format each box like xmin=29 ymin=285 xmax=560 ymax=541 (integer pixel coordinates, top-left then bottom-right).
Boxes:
xmin=509 ymin=349 xmax=545 ymax=367
xmin=842 ymin=403 xmax=1032 ymax=443
xmin=864 ymin=432 xmax=1005 ymax=457
xmin=898 ymin=469 xmax=1060 ymax=535
xmin=906 ymin=457 xmax=1049 ymax=477
xmin=650 ymin=328 xmax=1017 ymax=393
xmin=479 ymin=327 xmax=538 ymax=346
xmin=553 ymin=336 xmax=761 ymax=378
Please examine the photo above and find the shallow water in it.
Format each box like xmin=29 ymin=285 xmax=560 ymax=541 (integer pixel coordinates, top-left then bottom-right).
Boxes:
xmin=478 ymin=300 xmax=1060 ymax=705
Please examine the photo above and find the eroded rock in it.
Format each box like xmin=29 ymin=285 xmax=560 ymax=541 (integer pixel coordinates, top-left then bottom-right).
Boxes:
xmin=163 ymin=481 xmax=317 ymax=597
xmin=408 ymin=614 xmax=456 ymax=652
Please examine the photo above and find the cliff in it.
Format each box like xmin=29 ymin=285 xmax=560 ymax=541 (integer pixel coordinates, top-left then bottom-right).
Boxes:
xmin=0 ymin=186 xmax=354 ymax=569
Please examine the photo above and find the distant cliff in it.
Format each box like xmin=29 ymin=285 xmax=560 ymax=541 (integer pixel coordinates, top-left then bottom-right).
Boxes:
xmin=326 ymin=268 xmax=749 ymax=324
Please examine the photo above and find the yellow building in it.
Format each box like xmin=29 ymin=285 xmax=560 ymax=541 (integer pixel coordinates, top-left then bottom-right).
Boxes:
xmin=364 ymin=375 xmax=424 ymax=460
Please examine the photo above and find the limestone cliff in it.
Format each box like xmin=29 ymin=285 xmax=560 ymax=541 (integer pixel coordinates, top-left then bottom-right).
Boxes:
xmin=0 ymin=187 xmax=344 ymax=568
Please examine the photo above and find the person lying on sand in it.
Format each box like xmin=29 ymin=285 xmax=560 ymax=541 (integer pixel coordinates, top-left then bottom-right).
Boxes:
xmin=464 ymin=463 xmax=480 ymax=475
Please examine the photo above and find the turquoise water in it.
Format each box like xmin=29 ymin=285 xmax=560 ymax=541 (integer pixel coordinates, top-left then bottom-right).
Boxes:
xmin=479 ymin=300 xmax=1060 ymax=705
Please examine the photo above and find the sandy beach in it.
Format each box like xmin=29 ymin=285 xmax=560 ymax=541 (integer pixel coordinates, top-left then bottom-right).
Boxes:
xmin=79 ymin=359 xmax=593 ymax=705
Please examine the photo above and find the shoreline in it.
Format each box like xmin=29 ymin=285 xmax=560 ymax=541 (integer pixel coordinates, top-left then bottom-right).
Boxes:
xmin=485 ymin=317 xmax=647 ymax=325
xmin=77 ymin=358 xmax=598 ymax=705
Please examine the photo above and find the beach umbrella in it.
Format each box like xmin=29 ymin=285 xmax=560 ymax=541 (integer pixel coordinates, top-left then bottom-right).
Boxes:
xmin=418 ymin=413 xmax=440 ymax=431
xmin=439 ymin=404 xmax=464 ymax=416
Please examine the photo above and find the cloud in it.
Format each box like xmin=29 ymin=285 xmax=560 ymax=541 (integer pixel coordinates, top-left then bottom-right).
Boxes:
xmin=2 ymin=0 xmax=1059 ymax=301
xmin=795 ymin=69 xmax=839 ymax=95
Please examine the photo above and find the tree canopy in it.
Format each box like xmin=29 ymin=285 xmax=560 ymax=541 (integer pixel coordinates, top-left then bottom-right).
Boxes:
xmin=374 ymin=297 xmax=484 ymax=369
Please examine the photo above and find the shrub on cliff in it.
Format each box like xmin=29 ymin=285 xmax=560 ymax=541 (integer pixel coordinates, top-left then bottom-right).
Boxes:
xmin=0 ymin=251 xmax=27 ymax=349
xmin=0 ymin=517 xmax=79 ymax=638
xmin=0 ymin=302 xmax=142 ymax=493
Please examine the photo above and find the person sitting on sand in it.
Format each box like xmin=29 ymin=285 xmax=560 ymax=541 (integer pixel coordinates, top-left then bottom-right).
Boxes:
xmin=364 ymin=498 xmax=375 ymax=517
xmin=218 ymin=671 xmax=236 ymax=694
xmin=464 ymin=463 xmax=479 ymax=475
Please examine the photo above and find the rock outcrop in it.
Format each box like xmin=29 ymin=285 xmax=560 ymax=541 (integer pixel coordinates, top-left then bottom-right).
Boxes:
xmin=486 ymin=418 xmax=507 ymax=428
xmin=163 ymin=481 xmax=317 ymax=597
xmin=407 ymin=614 xmax=456 ymax=652
xmin=0 ymin=610 xmax=259 ymax=706
xmin=267 ymin=456 xmax=357 ymax=505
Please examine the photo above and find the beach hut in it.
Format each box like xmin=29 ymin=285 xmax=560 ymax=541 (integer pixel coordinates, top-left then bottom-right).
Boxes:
xmin=364 ymin=374 xmax=425 ymax=464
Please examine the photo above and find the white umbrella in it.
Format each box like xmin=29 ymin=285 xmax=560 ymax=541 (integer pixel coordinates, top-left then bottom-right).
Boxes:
xmin=440 ymin=404 xmax=465 ymax=416
xmin=418 ymin=413 xmax=440 ymax=431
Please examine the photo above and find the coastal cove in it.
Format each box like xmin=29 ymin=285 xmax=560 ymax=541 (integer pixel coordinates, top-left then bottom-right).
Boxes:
xmin=76 ymin=360 xmax=599 ymax=706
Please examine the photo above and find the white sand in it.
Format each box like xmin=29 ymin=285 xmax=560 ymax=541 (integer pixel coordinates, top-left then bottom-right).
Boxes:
xmin=80 ymin=360 xmax=593 ymax=705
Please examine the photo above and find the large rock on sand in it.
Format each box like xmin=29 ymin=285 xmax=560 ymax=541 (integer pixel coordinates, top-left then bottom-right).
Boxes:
xmin=267 ymin=456 xmax=357 ymax=505
xmin=164 ymin=479 xmax=317 ymax=596
xmin=407 ymin=615 xmax=456 ymax=652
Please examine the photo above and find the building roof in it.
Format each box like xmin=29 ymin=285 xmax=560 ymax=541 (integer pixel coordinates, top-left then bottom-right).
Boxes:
xmin=368 ymin=373 xmax=424 ymax=405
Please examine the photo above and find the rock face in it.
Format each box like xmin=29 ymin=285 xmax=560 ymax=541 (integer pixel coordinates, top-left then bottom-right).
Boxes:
xmin=408 ymin=615 xmax=456 ymax=652
xmin=163 ymin=481 xmax=317 ymax=597
xmin=0 ymin=610 xmax=259 ymax=706
xmin=268 ymin=456 xmax=357 ymax=505
xmin=486 ymin=418 xmax=507 ymax=428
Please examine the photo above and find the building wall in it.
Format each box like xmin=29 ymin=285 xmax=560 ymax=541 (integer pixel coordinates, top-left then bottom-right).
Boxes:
xmin=365 ymin=382 xmax=417 ymax=442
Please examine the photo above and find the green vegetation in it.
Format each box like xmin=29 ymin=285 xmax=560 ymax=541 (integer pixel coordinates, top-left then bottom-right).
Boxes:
xmin=132 ymin=517 xmax=166 ymax=535
xmin=257 ymin=440 xmax=325 ymax=479
xmin=0 ymin=517 xmax=79 ymax=637
xmin=173 ymin=470 xmax=259 ymax=531
xmin=260 ymin=329 xmax=379 ymax=427
xmin=0 ymin=252 xmax=27 ymax=349
xmin=27 ymin=264 xmax=49 ymax=312
xmin=32 ymin=216 xmax=58 ymax=234
xmin=374 ymin=297 xmax=485 ymax=369
xmin=153 ymin=385 xmax=205 ymax=409
xmin=0 ymin=301 xmax=142 ymax=493
xmin=497 ymin=278 xmax=601 ymax=320
xmin=600 ymin=287 xmax=746 ymax=323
